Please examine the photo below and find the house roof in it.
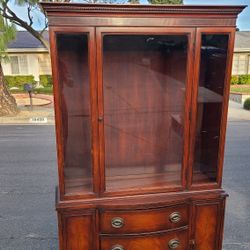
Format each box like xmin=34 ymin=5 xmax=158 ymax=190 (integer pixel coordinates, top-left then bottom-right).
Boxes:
xmin=7 ymin=31 xmax=49 ymax=49
xmin=235 ymin=31 xmax=250 ymax=50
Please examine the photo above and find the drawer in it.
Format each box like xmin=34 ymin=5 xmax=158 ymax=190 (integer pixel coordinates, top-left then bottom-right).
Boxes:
xmin=100 ymin=204 xmax=188 ymax=234
xmin=101 ymin=228 xmax=188 ymax=250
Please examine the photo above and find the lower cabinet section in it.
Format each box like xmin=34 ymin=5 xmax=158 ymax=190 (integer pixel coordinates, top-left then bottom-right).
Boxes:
xmin=101 ymin=228 xmax=188 ymax=250
xmin=59 ymin=210 xmax=96 ymax=250
xmin=192 ymin=199 xmax=226 ymax=250
xmin=57 ymin=194 xmax=226 ymax=250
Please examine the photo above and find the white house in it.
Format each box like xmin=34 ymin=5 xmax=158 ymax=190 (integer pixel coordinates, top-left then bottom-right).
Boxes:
xmin=232 ymin=31 xmax=250 ymax=75
xmin=2 ymin=31 xmax=51 ymax=81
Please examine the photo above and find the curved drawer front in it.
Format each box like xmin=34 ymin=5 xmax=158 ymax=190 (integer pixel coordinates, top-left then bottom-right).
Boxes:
xmin=100 ymin=204 xmax=188 ymax=234
xmin=101 ymin=228 xmax=188 ymax=250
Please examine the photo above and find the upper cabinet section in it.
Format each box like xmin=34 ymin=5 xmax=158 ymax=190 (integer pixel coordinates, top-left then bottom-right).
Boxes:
xmin=99 ymin=30 xmax=192 ymax=192
xmin=41 ymin=3 xmax=246 ymax=28
xmin=43 ymin=3 xmax=246 ymax=200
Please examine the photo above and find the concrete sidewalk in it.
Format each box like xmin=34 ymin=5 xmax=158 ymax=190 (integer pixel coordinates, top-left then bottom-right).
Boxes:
xmin=0 ymin=107 xmax=55 ymax=125
xmin=228 ymin=101 xmax=250 ymax=121
xmin=0 ymin=94 xmax=55 ymax=125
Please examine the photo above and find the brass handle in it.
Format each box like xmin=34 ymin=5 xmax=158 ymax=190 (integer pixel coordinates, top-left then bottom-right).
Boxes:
xmin=169 ymin=212 xmax=181 ymax=223
xmin=111 ymin=217 xmax=124 ymax=229
xmin=111 ymin=244 xmax=124 ymax=250
xmin=168 ymin=239 xmax=180 ymax=249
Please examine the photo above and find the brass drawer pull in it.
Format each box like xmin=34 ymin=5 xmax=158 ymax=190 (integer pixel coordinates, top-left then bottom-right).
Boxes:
xmin=111 ymin=244 xmax=124 ymax=250
xmin=111 ymin=217 xmax=124 ymax=229
xmin=168 ymin=239 xmax=180 ymax=249
xmin=169 ymin=212 xmax=181 ymax=223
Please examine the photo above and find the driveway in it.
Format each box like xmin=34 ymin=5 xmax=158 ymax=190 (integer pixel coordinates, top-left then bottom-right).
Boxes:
xmin=0 ymin=101 xmax=249 ymax=250
xmin=223 ymin=101 xmax=250 ymax=250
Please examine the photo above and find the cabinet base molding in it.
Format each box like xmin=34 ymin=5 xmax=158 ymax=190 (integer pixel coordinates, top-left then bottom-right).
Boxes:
xmin=57 ymin=190 xmax=227 ymax=250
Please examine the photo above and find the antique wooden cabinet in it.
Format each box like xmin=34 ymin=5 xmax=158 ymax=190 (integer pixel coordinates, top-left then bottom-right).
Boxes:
xmin=41 ymin=3 xmax=245 ymax=250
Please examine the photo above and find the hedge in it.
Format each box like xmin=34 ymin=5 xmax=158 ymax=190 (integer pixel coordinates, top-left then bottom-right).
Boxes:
xmin=4 ymin=74 xmax=53 ymax=89
xmin=231 ymin=75 xmax=238 ymax=85
xmin=244 ymin=98 xmax=250 ymax=110
xmin=39 ymin=74 xmax=53 ymax=87
xmin=231 ymin=75 xmax=250 ymax=85
xmin=5 ymin=75 xmax=35 ymax=88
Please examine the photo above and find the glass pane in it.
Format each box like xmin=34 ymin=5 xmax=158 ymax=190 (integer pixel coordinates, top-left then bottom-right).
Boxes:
xmin=56 ymin=33 xmax=92 ymax=194
xmin=192 ymin=34 xmax=229 ymax=184
xmin=19 ymin=55 xmax=28 ymax=74
xmin=103 ymin=34 xmax=188 ymax=191
xmin=10 ymin=56 xmax=19 ymax=74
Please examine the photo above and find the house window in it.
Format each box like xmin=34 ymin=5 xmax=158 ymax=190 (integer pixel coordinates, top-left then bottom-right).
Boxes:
xmin=10 ymin=55 xmax=28 ymax=75
xmin=10 ymin=56 xmax=19 ymax=74
xmin=38 ymin=54 xmax=51 ymax=74
xmin=238 ymin=54 xmax=246 ymax=74
xmin=232 ymin=54 xmax=247 ymax=75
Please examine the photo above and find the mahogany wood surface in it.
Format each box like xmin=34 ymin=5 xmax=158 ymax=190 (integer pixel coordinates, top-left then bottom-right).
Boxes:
xmin=100 ymin=204 xmax=188 ymax=234
xmin=101 ymin=228 xmax=188 ymax=250
xmin=192 ymin=200 xmax=224 ymax=250
xmin=41 ymin=3 xmax=246 ymax=250
xmin=60 ymin=210 xmax=96 ymax=250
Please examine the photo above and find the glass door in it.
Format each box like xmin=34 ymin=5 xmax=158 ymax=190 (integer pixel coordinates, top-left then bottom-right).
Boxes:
xmin=51 ymin=27 xmax=98 ymax=198
xmin=97 ymin=28 xmax=194 ymax=194
xmin=190 ymin=28 xmax=235 ymax=187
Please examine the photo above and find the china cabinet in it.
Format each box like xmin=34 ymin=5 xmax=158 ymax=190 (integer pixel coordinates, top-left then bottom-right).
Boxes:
xmin=41 ymin=3 xmax=245 ymax=250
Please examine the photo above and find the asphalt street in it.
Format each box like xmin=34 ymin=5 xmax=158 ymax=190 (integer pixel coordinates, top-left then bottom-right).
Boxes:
xmin=0 ymin=101 xmax=249 ymax=250
xmin=0 ymin=125 xmax=58 ymax=250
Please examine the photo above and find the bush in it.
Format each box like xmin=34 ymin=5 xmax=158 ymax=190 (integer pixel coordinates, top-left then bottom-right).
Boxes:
xmin=238 ymin=74 xmax=250 ymax=85
xmin=243 ymin=98 xmax=250 ymax=110
xmin=39 ymin=75 xmax=53 ymax=87
xmin=231 ymin=75 xmax=238 ymax=85
xmin=5 ymin=75 xmax=35 ymax=88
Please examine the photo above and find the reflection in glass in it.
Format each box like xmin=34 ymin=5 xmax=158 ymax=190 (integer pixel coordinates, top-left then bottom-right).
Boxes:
xmin=103 ymin=35 xmax=188 ymax=191
xmin=193 ymin=34 xmax=229 ymax=184
xmin=56 ymin=34 xmax=92 ymax=194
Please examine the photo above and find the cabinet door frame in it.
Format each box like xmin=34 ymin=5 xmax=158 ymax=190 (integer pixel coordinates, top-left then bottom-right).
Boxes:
xmin=188 ymin=27 xmax=236 ymax=190
xmin=50 ymin=27 xmax=99 ymax=200
xmin=96 ymin=27 xmax=195 ymax=196
xmin=59 ymin=209 xmax=98 ymax=250
xmin=190 ymin=197 xmax=226 ymax=250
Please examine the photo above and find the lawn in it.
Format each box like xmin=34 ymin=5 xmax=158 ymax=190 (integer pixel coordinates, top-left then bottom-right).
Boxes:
xmin=230 ymin=85 xmax=250 ymax=94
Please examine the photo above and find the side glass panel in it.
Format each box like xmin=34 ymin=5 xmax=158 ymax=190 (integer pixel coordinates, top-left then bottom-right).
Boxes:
xmin=192 ymin=34 xmax=229 ymax=184
xmin=56 ymin=33 xmax=92 ymax=194
xmin=103 ymin=34 xmax=188 ymax=191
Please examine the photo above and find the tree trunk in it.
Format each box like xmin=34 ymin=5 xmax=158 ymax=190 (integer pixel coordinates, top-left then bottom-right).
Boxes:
xmin=0 ymin=62 xmax=18 ymax=116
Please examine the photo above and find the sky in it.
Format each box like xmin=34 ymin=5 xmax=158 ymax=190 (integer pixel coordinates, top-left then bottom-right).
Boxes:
xmin=184 ymin=0 xmax=250 ymax=31
xmin=9 ymin=0 xmax=250 ymax=31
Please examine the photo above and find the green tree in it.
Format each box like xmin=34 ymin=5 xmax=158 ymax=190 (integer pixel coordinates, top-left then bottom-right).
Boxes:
xmin=148 ymin=0 xmax=183 ymax=4
xmin=0 ymin=0 xmax=121 ymax=50
xmin=0 ymin=13 xmax=18 ymax=116
xmin=128 ymin=0 xmax=140 ymax=4
xmin=0 ymin=0 xmax=49 ymax=49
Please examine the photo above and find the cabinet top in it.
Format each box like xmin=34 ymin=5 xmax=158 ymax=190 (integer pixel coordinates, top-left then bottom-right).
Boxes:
xmin=41 ymin=2 xmax=246 ymax=16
